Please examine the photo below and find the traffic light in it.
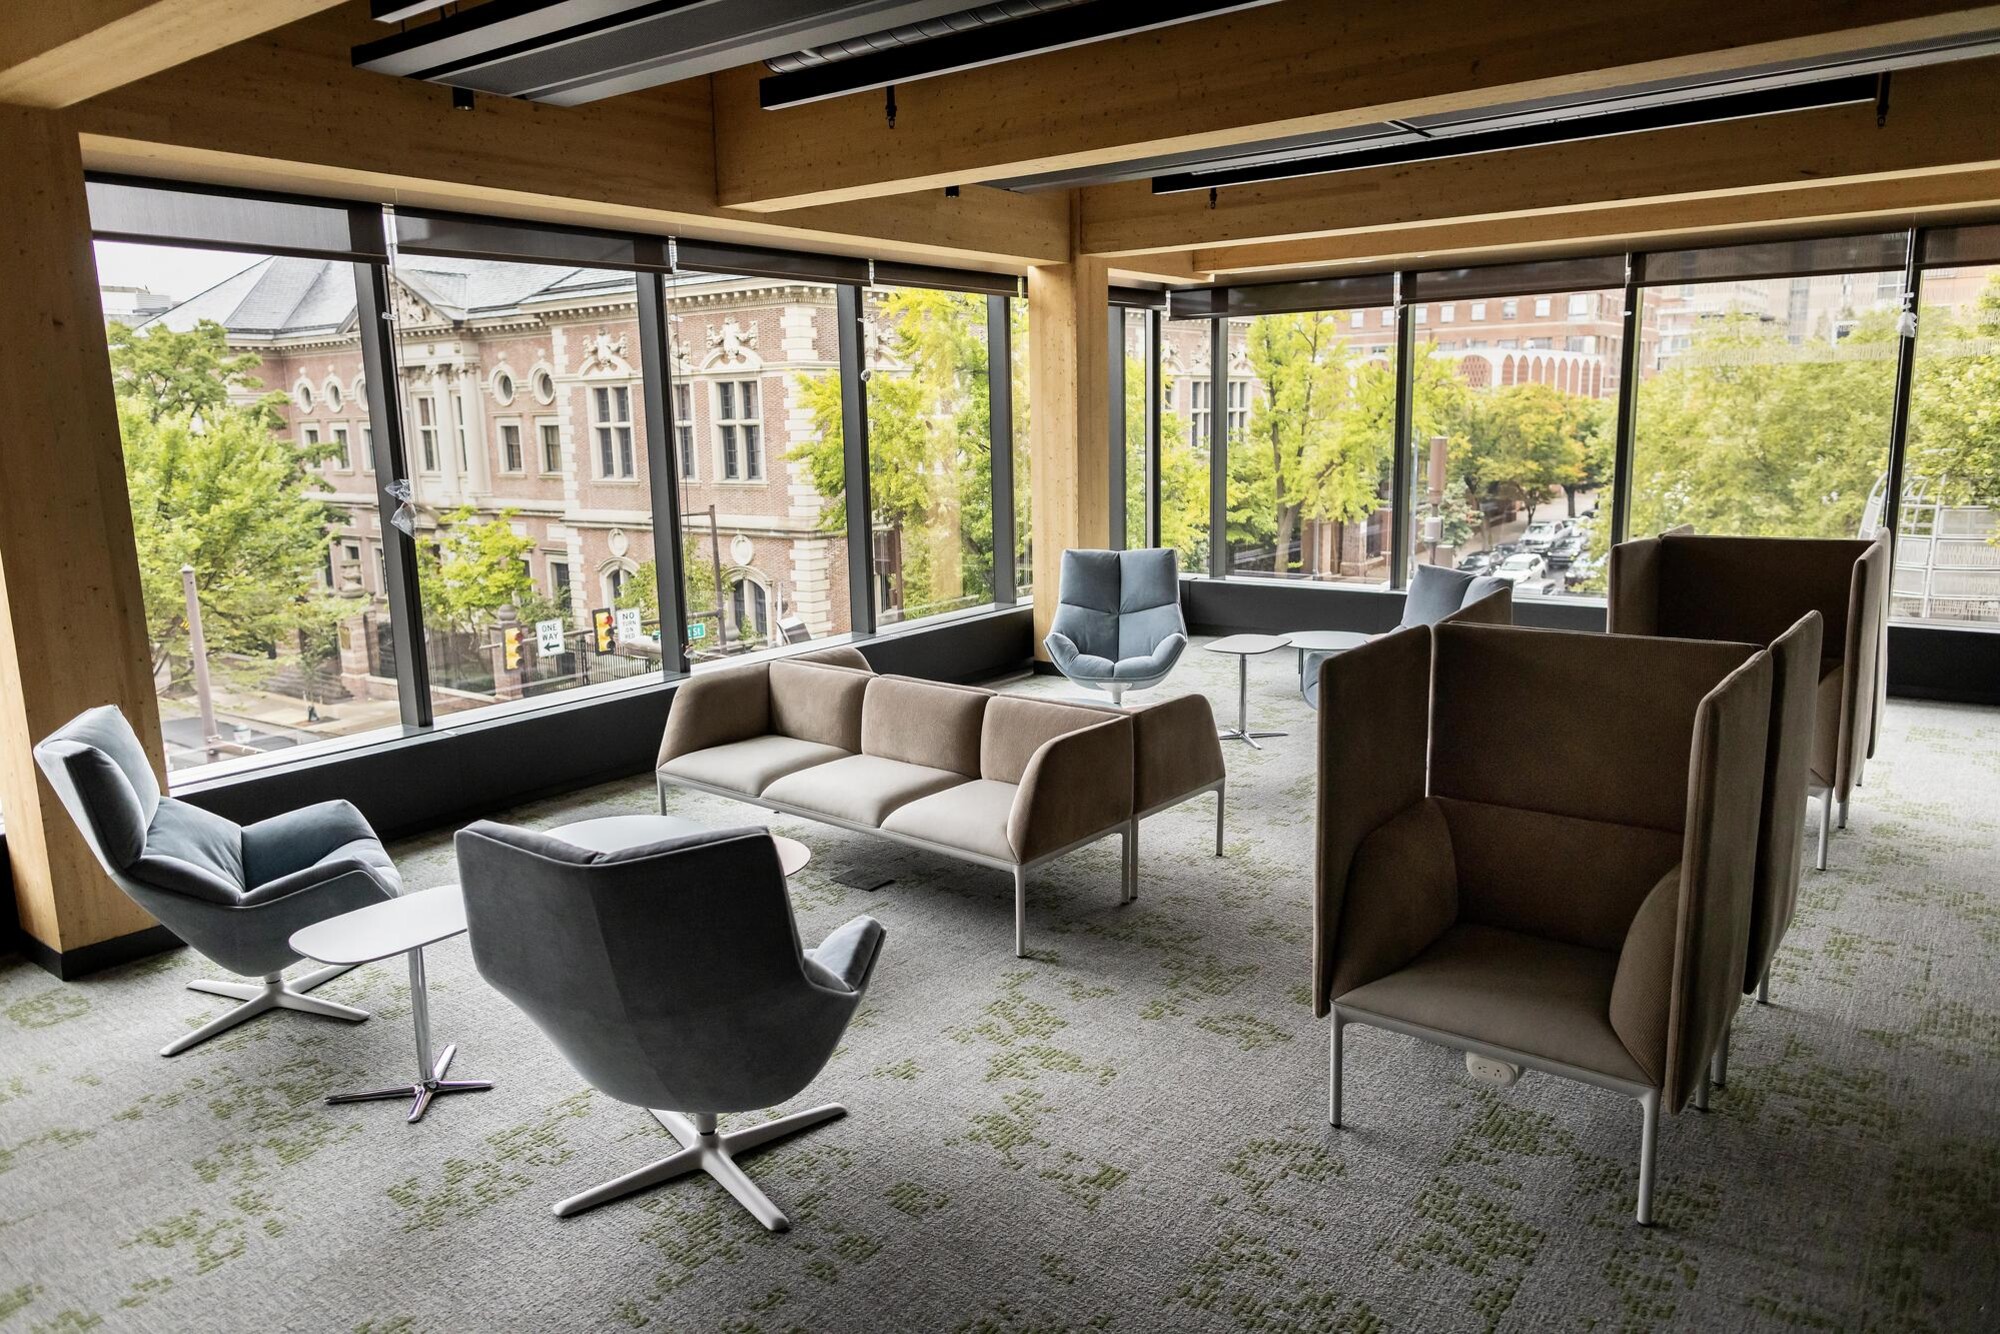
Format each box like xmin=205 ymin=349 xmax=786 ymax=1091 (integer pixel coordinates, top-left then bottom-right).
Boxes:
xmin=592 ymin=608 xmax=615 ymax=653
xmin=502 ymin=625 xmax=522 ymax=670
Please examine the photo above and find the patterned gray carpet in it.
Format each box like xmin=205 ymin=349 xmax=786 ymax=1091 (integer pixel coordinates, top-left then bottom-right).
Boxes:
xmin=2 ymin=641 xmax=1997 ymax=1333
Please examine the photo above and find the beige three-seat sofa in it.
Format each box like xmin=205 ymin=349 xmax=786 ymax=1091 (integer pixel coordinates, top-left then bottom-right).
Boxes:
xmin=657 ymin=647 xmax=1225 ymax=955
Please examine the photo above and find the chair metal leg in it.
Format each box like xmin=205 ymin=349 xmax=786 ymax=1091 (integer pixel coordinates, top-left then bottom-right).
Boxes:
xmin=1693 ymin=1070 xmax=1710 ymax=1112
xmin=1328 ymin=1010 xmax=1344 ymax=1128
xmin=1636 ymin=1090 xmax=1660 ymax=1226
xmin=163 ymin=969 xmax=372 ymax=1057
xmin=1215 ymin=785 xmax=1226 ymax=857
xmin=1756 ymin=967 xmax=1771 ymax=1006
xmin=555 ymin=1104 xmax=849 ymax=1229
xmin=1014 ymin=864 xmax=1028 ymax=958
xmin=1837 ymin=795 xmax=1849 ymax=830
xmin=1712 ymin=1024 xmax=1731 ymax=1092
xmin=1816 ymin=791 xmax=1832 ymax=871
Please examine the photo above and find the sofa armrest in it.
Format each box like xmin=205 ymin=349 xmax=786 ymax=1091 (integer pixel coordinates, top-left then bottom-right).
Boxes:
xmin=1007 ymin=715 xmax=1135 ymax=862
xmin=1327 ymin=798 xmax=1458 ymax=1000
xmin=657 ymin=662 xmax=771 ymax=768
xmin=1130 ymin=692 xmax=1224 ymax=814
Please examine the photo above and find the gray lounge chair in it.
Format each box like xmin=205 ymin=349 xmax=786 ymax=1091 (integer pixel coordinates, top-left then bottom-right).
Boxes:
xmin=33 ymin=706 xmax=399 ymax=1055
xmin=1044 ymin=548 xmax=1188 ymax=705
xmin=455 ymin=819 xmax=885 ymax=1230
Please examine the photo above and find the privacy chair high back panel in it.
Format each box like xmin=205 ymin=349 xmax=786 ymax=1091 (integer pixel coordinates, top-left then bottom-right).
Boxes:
xmin=1315 ymin=624 xmax=1772 ymax=1223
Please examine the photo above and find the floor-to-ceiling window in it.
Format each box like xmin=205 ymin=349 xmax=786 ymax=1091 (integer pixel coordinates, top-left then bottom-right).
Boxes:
xmin=1899 ymin=238 xmax=2000 ymax=626
xmin=857 ymin=285 xmax=998 ymax=625
xmin=1160 ymin=315 xmax=1213 ymax=575
xmin=1225 ymin=306 xmax=1397 ymax=583
xmin=670 ymin=270 xmax=852 ymax=660
xmin=1631 ymin=263 xmax=1904 ymax=544
xmin=1407 ymin=283 xmax=1625 ymax=597
xmin=385 ymin=253 xmax=662 ymax=714
xmin=1120 ymin=307 xmax=1150 ymax=549
xmin=94 ymin=237 xmax=406 ymax=773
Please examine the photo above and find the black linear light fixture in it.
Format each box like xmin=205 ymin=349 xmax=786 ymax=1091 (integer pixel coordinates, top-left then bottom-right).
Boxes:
xmin=1151 ymin=74 xmax=1882 ymax=195
xmin=758 ymin=0 xmax=1276 ymax=110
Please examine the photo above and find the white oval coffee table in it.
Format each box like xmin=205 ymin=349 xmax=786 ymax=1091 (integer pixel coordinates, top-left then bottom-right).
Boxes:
xmin=1289 ymin=629 xmax=1371 ymax=690
xmin=1203 ymin=633 xmax=1293 ymax=749
xmin=290 ymin=884 xmax=492 ymax=1124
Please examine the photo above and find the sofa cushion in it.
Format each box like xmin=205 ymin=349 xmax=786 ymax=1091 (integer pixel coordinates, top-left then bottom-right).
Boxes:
xmin=763 ymin=754 xmax=968 ymax=827
xmin=881 ymin=779 xmax=1020 ymax=861
xmin=769 ymin=659 xmax=869 ymax=752
xmin=1400 ymin=563 xmax=1475 ymax=628
xmin=979 ymin=696 xmax=1110 ymax=785
xmin=1337 ymin=922 xmax=1646 ymax=1085
xmin=662 ymin=735 xmax=852 ymax=797
xmin=861 ymin=676 xmax=989 ymax=777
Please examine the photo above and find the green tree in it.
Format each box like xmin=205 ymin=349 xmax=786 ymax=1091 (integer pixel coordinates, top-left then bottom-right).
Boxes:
xmin=107 ymin=319 xmax=282 ymax=426
xmin=1630 ymin=310 xmax=1898 ymax=538
xmin=417 ymin=505 xmax=559 ymax=635
xmin=121 ymin=400 xmax=345 ymax=689
xmin=1907 ymin=273 xmax=2000 ymax=510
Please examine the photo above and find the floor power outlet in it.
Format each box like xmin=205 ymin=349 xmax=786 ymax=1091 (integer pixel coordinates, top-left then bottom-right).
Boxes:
xmin=1465 ymin=1053 xmax=1523 ymax=1088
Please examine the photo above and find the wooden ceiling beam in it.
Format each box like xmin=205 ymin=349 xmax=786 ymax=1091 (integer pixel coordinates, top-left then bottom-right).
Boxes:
xmin=0 ymin=0 xmax=346 ymax=109
xmin=71 ymin=8 xmax=1070 ymax=269
xmin=1080 ymin=56 xmax=2000 ymax=257
xmin=1190 ymin=171 xmax=2000 ymax=279
xmin=713 ymin=0 xmax=2000 ymax=212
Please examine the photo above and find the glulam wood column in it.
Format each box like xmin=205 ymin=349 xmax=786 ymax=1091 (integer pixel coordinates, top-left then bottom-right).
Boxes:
xmin=1027 ymin=252 xmax=1111 ymax=659
xmin=0 ymin=106 xmax=166 ymax=968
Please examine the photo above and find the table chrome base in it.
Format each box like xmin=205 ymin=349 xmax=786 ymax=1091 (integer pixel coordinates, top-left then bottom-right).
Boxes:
xmin=166 ymin=964 xmax=366 ymax=1057
xmin=1218 ymin=727 xmax=1287 ymax=750
xmin=554 ymin=1104 xmax=847 ymax=1230
xmin=326 ymin=1043 xmax=492 ymax=1123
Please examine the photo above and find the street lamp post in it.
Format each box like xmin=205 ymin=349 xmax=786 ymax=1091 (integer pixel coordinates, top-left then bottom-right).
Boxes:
xmin=181 ymin=564 xmax=221 ymax=761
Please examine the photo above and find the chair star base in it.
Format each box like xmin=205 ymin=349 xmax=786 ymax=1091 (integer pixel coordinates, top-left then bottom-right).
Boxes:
xmin=553 ymin=1104 xmax=848 ymax=1229
xmin=325 ymin=1043 xmax=493 ymax=1123
xmin=165 ymin=963 xmax=367 ymax=1056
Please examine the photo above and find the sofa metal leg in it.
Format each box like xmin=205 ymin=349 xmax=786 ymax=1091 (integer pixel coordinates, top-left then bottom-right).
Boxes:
xmin=1014 ymin=865 xmax=1028 ymax=958
xmin=1635 ymin=1089 xmax=1660 ymax=1226
xmin=1693 ymin=1070 xmax=1710 ymax=1112
xmin=1837 ymin=795 xmax=1849 ymax=830
xmin=1756 ymin=967 xmax=1771 ymax=1006
xmin=1816 ymin=792 xmax=1831 ymax=871
xmin=658 ymin=774 xmax=669 ymax=815
xmin=1215 ymin=785 xmax=1226 ymax=857
xmin=1124 ymin=820 xmax=1138 ymax=904
xmin=1328 ymin=1011 xmax=1344 ymax=1128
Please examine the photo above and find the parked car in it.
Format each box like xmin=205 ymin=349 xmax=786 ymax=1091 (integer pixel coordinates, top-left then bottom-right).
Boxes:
xmin=1456 ymin=551 xmax=1497 ymax=574
xmin=1548 ymin=533 xmax=1587 ymax=568
xmin=1492 ymin=552 xmax=1549 ymax=585
xmin=1521 ymin=521 xmax=1563 ymax=553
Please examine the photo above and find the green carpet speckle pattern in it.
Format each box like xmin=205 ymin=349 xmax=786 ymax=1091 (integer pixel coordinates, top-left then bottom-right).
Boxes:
xmin=2 ymin=642 xmax=1997 ymax=1332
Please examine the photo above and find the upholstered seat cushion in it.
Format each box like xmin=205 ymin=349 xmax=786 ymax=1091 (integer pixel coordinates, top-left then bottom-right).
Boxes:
xmin=1337 ymin=922 xmax=1647 ymax=1084
xmin=762 ymin=754 xmax=968 ymax=827
xmin=880 ymin=779 xmax=1020 ymax=862
xmin=661 ymin=735 xmax=853 ymax=797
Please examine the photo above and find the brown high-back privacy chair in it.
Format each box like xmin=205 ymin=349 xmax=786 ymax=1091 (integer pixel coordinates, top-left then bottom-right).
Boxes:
xmin=1607 ymin=532 xmax=1887 ymax=870
xmin=1314 ymin=623 xmax=1772 ymax=1225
